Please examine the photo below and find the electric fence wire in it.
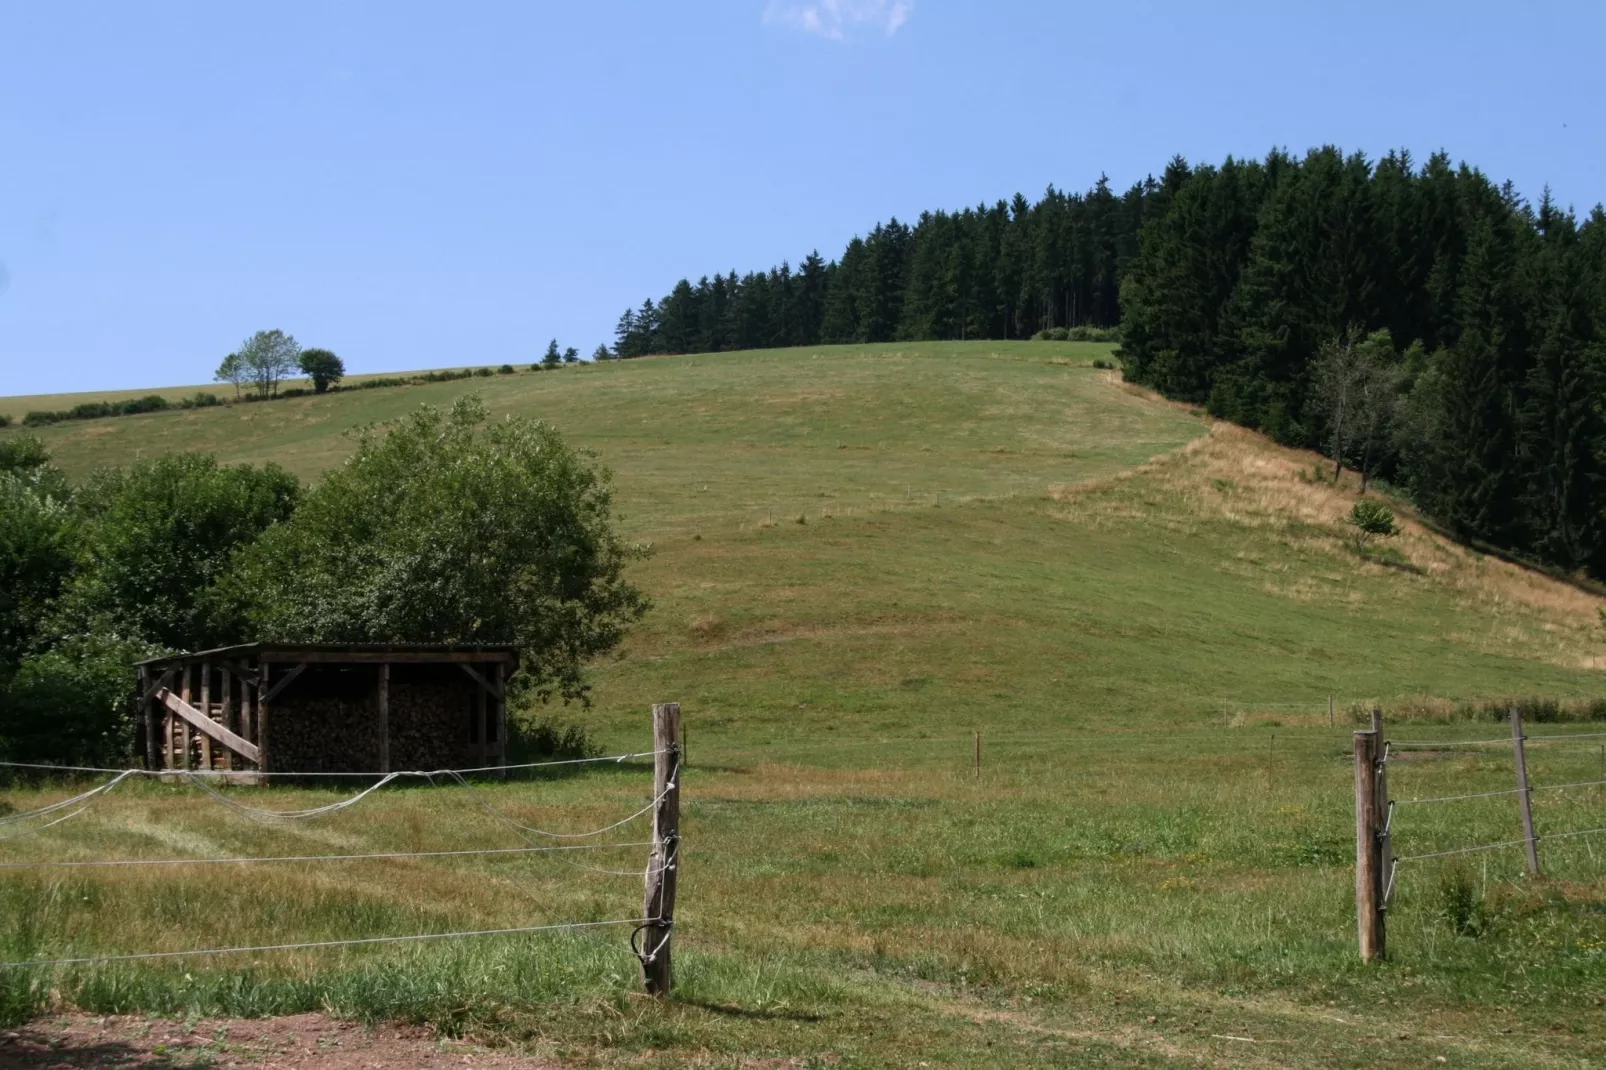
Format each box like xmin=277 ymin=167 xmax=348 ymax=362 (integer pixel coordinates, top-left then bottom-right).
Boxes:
xmin=1395 ymin=825 xmax=1606 ymax=864
xmin=0 ymin=753 xmax=669 ymax=841
xmin=1394 ymin=787 xmax=1526 ymax=806
xmin=0 ymin=751 xmax=663 ymax=778
xmin=0 ymin=840 xmax=657 ymax=871
xmin=0 ymin=917 xmax=659 ymax=970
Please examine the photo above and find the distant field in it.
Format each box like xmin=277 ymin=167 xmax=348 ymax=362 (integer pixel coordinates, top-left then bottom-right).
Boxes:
xmin=0 ymin=366 xmax=507 ymax=422
xmin=3 ymin=340 xmax=1604 ymax=1066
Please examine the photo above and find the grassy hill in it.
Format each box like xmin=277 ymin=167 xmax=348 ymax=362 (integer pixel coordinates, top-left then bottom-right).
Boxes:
xmin=3 ymin=341 xmax=1604 ymax=1066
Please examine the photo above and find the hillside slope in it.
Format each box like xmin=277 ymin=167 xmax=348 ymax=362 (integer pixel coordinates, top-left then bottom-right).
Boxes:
xmin=6 ymin=340 xmax=1600 ymax=747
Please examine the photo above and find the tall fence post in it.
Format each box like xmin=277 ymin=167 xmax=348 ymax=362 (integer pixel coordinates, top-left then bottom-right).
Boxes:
xmin=1510 ymin=706 xmax=1541 ymax=877
xmin=1354 ymin=729 xmax=1386 ymax=962
xmin=641 ymin=702 xmax=682 ymax=996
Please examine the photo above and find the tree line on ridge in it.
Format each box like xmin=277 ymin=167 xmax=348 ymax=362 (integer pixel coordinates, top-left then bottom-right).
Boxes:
xmin=613 ymin=147 xmax=1606 ymax=579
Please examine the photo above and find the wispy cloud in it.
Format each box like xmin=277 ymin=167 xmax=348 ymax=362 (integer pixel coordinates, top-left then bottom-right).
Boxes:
xmin=764 ymin=0 xmax=913 ymax=41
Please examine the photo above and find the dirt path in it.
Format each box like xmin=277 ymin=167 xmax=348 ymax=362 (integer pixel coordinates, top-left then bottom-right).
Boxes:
xmin=0 ymin=1013 xmax=562 ymax=1069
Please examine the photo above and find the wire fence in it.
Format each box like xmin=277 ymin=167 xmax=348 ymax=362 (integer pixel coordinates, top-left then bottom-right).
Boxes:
xmin=0 ymin=743 xmax=680 ymax=977
xmin=1373 ymin=714 xmax=1606 ymax=910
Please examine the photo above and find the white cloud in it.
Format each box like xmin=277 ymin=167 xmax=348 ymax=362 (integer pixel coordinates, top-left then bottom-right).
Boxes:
xmin=764 ymin=0 xmax=914 ymax=40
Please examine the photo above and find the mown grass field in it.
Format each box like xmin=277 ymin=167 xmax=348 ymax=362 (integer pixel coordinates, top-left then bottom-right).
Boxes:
xmin=3 ymin=341 xmax=1605 ymax=1067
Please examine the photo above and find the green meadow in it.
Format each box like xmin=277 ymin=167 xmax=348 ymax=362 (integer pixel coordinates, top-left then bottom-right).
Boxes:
xmin=3 ymin=341 xmax=1605 ymax=1067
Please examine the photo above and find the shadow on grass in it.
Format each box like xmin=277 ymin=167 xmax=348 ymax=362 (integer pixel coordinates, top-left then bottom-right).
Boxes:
xmin=1 ymin=1030 xmax=187 ymax=1068
xmin=678 ymin=998 xmax=825 ymax=1023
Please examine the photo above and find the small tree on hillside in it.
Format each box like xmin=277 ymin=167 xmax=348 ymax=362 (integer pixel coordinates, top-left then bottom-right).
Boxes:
xmin=542 ymin=339 xmax=562 ymax=367
xmin=592 ymin=343 xmax=612 ymax=362
xmin=562 ymin=346 xmax=579 ymax=364
xmin=298 ymin=348 xmax=345 ymax=394
xmin=214 ymin=352 xmax=248 ymax=398
xmin=237 ymin=330 xmax=301 ymax=398
xmin=1348 ymin=500 xmax=1399 ymax=551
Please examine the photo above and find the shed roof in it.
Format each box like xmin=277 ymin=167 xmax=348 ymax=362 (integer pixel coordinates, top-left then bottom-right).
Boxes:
xmin=136 ymin=642 xmax=520 ymax=669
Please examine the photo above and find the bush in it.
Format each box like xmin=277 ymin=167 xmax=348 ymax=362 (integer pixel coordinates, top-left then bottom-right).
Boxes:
xmin=473 ymin=367 xmax=494 ymax=378
xmin=278 ymin=387 xmax=310 ymax=399
xmin=506 ymin=712 xmax=603 ymax=763
xmin=0 ymin=634 xmax=152 ymax=766
xmin=228 ymin=396 xmax=648 ymax=703
xmin=0 ymin=414 xmax=10 ymax=428
xmin=1031 ymin=327 xmax=1070 ymax=342
xmin=176 ymin=392 xmax=223 ymax=410
xmin=1348 ymin=500 xmax=1399 ymax=549
xmin=528 ymin=364 xmax=544 ymax=372
xmin=497 ymin=364 xmax=516 ymax=375
xmin=21 ymin=411 xmax=60 ymax=427
xmin=1092 ymin=358 xmax=1115 ymax=370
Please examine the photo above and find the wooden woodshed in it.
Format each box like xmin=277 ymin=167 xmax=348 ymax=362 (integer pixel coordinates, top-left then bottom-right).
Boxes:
xmin=135 ymin=643 xmax=519 ymax=778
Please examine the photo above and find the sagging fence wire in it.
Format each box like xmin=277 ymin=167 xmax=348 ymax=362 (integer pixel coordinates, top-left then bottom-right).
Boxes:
xmin=0 ymin=707 xmax=686 ymax=988
xmin=0 ymin=918 xmax=661 ymax=970
xmin=0 ymin=751 xmax=669 ymax=841
xmin=0 ymin=840 xmax=657 ymax=871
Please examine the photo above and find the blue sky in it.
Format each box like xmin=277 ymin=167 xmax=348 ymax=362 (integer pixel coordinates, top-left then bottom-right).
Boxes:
xmin=1 ymin=0 xmax=1602 ymax=396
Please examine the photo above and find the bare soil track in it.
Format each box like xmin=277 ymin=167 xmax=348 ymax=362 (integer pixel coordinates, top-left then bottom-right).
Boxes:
xmin=0 ymin=1013 xmax=561 ymax=1069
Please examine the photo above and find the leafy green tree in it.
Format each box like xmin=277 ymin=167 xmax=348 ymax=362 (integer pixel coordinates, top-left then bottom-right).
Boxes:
xmin=53 ymin=454 xmax=300 ymax=652
xmin=0 ymin=465 xmax=76 ymax=682
xmin=562 ymin=346 xmax=579 ymax=364
xmin=229 ymin=396 xmax=648 ymax=702
xmin=236 ymin=329 xmax=301 ymax=398
xmin=298 ymin=348 xmax=345 ymax=393
xmin=213 ymin=352 xmax=248 ymax=398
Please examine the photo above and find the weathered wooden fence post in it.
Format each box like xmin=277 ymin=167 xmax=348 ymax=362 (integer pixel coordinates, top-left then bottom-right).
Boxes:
xmin=1354 ymin=729 xmax=1385 ymax=962
xmin=641 ymin=702 xmax=682 ymax=996
xmin=1510 ymin=706 xmax=1541 ymax=877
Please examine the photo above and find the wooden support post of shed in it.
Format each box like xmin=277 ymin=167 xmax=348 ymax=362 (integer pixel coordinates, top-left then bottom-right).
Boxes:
xmin=378 ymin=663 xmax=390 ymax=774
xmin=641 ymin=702 xmax=682 ymax=996
xmin=242 ymin=667 xmax=256 ymax=757
xmin=258 ymin=664 xmax=271 ymax=779
xmin=1354 ymin=729 xmax=1385 ymax=962
xmin=179 ymin=664 xmax=193 ymax=770
xmin=1511 ymin=707 xmax=1541 ymax=877
xmin=198 ymin=661 xmax=213 ymax=771
xmin=476 ymin=679 xmax=488 ymax=767
xmin=140 ymin=666 xmax=156 ymax=770
xmin=220 ymin=667 xmax=234 ymax=772
xmin=492 ymin=661 xmax=506 ymax=777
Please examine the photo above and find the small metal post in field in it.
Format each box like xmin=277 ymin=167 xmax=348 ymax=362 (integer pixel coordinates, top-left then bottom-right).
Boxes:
xmin=641 ymin=702 xmax=682 ymax=996
xmin=1510 ymin=707 xmax=1541 ymax=877
xmin=1353 ymin=729 xmax=1386 ymax=962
